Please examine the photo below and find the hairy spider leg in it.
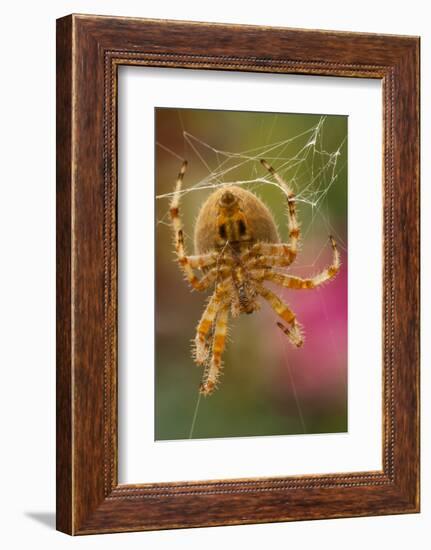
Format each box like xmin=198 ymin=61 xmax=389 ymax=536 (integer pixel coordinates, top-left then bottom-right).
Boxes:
xmin=255 ymin=283 xmax=304 ymax=347
xmin=239 ymin=157 xmax=300 ymax=267
xmin=253 ymin=236 xmax=340 ymax=289
xmin=200 ymin=302 xmax=230 ymax=396
xmin=170 ymin=161 xmax=231 ymax=291
xmin=260 ymin=158 xmax=300 ymax=259
xmin=243 ymin=247 xmax=297 ymax=269
xmin=194 ymin=283 xmax=231 ymax=365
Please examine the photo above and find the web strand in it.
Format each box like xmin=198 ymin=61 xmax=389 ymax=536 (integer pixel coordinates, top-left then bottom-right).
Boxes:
xmin=156 ymin=116 xmax=346 ymax=220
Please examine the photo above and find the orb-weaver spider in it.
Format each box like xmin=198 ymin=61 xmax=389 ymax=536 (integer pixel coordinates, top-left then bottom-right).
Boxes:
xmin=169 ymin=159 xmax=340 ymax=395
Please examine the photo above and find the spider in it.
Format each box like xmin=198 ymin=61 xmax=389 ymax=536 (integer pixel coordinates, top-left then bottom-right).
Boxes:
xmin=169 ymin=159 xmax=340 ymax=396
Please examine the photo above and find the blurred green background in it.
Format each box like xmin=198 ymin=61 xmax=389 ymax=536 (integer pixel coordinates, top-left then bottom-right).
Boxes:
xmin=155 ymin=107 xmax=347 ymax=440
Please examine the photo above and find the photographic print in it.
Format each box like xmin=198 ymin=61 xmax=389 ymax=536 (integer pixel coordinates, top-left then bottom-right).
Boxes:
xmin=57 ymin=16 xmax=420 ymax=533
xmin=155 ymin=107 xmax=347 ymax=441
xmin=56 ymin=15 xmax=420 ymax=534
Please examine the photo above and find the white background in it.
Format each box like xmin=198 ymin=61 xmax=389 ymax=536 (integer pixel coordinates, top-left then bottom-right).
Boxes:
xmin=0 ymin=1 xmax=428 ymax=549
xmin=119 ymin=68 xmax=382 ymax=483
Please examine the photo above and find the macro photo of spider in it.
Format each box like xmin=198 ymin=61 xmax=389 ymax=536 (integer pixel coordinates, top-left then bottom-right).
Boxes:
xmin=170 ymin=159 xmax=340 ymax=397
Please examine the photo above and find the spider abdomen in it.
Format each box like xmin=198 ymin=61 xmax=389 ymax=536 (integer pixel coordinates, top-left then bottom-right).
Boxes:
xmin=193 ymin=185 xmax=280 ymax=255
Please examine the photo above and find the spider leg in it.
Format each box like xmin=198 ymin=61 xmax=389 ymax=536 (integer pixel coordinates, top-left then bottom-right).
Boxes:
xmin=200 ymin=302 xmax=230 ymax=396
xmin=255 ymin=283 xmax=303 ymax=347
xmin=170 ymin=161 xmax=230 ymax=291
xmin=187 ymin=265 xmax=231 ymax=294
xmin=253 ymin=236 xmax=340 ymax=289
xmin=241 ymin=242 xmax=296 ymax=267
xmin=244 ymin=252 xmax=296 ymax=270
xmin=194 ymin=283 xmax=230 ymax=365
xmin=186 ymin=253 xmax=234 ymax=270
xmin=260 ymin=158 xmax=300 ymax=261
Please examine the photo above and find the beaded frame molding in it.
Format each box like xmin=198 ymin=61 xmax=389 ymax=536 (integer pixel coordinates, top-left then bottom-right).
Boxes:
xmin=56 ymin=14 xmax=420 ymax=535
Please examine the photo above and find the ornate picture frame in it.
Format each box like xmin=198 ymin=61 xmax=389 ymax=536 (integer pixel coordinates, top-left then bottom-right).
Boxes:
xmin=56 ymin=14 xmax=420 ymax=534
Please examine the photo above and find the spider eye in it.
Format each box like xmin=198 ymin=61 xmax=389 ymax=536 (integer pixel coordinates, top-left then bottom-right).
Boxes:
xmin=238 ymin=219 xmax=247 ymax=236
xmin=219 ymin=224 xmax=227 ymax=239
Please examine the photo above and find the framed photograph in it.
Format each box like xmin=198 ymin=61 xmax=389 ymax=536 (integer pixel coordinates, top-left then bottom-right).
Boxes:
xmin=56 ymin=14 xmax=420 ymax=535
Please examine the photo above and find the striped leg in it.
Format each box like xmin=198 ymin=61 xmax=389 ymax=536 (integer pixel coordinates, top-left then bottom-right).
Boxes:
xmin=188 ymin=266 xmax=231 ymax=297
xmin=170 ymin=161 xmax=223 ymax=291
xmin=255 ymin=283 xmax=303 ymax=347
xmin=243 ymin=248 xmax=297 ymax=269
xmin=186 ymin=253 xmax=233 ymax=270
xmin=241 ymin=242 xmax=296 ymax=266
xmin=255 ymin=236 xmax=340 ymax=289
xmin=260 ymin=158 xmax=300 ymax=261
xmin=194 ymin=284 xmax=230 ymax=365
xmin=200 ymin=302 xmax=230 ymax=396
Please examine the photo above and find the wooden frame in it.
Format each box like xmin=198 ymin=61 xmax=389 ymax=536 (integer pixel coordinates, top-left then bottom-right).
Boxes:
xmin=56 ymin=14 xmax=420 ymax=535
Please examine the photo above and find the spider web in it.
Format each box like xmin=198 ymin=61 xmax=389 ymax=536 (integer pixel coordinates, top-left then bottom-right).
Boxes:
xmin=156 ymin=114 xmax=347 ymax=262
